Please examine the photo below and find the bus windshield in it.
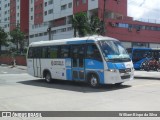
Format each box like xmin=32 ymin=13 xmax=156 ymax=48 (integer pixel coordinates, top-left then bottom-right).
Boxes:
xmin=99 ymin=40 xmax=130 ymax=62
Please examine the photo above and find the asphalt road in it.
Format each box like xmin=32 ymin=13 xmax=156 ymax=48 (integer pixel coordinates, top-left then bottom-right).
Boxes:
xmin=0 ymin=65 xmax=160 ymax=119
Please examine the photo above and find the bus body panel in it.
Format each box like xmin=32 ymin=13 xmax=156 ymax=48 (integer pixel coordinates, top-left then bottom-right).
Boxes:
xmin=27 ymin=59 xmax=34 ymax=76
xmin=85 ymin=59 xmax=104 ymax=84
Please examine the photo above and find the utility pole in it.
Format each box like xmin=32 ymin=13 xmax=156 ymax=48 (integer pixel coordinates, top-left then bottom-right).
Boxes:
xmin=47 ymin=27 xmax=51 ymax=40
xmin=103 ymin=0 xmax=106 ymax=35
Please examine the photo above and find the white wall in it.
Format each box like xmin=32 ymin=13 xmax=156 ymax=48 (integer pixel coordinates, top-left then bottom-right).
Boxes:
xmin=88 ymin=0 xmax=98 ymax=10
xmin=150 ymin=43 xmax=160 ymax=48
xmin=121 ymin=42 xmax=132 ymax=48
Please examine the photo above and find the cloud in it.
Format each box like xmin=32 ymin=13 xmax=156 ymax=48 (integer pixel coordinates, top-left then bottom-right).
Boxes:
xmin=128 ymin=0 xmax=160 ymax=21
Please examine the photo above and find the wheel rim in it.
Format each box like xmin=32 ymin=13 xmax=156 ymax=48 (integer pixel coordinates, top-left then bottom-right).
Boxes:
xmin=46 ymin=73 xmax=51 ymax=82
xmin=90 ymin=75 xmax=98 ymax=87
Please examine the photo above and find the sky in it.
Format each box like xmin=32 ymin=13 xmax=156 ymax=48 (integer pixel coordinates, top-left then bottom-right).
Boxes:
xmin=128 ymin=0 xmax=160 ymax=23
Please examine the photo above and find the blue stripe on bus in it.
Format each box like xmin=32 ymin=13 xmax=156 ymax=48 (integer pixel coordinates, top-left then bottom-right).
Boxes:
xmin=107 ymin=62 xmax=126 ymax=69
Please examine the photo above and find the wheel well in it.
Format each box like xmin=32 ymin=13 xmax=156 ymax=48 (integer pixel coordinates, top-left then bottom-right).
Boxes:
xmin=86 ymin=72 xmax=99 ymax=82
xmin=43 ymin=69 xmax=51 ymax=78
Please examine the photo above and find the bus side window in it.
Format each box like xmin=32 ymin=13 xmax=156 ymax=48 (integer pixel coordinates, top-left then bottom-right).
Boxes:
xmin=42 ymin=47 xmax=48 ymax=58
xmin=36 ymin=47 xmax=42 ymax=58
xmin=28 ymin=48 xmax=33 ymax=58
xmin=86 ymin=44 xmax=102 ymax=61
xmin=60 ymin=45 xmax=70 ymax=58
xmin=49 ymin=46 xmax=58 ymax=58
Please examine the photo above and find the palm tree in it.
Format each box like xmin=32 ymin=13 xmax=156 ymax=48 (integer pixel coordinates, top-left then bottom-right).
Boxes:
xmin=72 ymin=12 xmax=89 ymax=37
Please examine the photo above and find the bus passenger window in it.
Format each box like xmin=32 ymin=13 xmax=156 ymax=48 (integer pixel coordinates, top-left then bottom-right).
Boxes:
xmin=28 ymin=48 xmax=34 ymax=58
xmin=42 ymin=47 xmax=48 ymax=58
xmin=60 ymin=46 xmax=70 ymax=58
xmin=50 ymin=46 xmax=58 ymax=58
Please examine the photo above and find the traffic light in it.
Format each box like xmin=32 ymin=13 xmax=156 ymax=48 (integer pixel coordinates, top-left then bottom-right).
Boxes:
xmin=47 ymin=27 xmax=51 ymax=32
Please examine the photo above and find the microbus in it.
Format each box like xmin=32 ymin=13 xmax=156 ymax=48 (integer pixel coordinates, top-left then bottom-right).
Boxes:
xmin=27 ymin=36 xmax=134 ymax=87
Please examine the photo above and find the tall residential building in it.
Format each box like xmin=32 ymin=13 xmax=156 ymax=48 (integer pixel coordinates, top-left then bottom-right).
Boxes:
xmin=0 ymin=0 xmax=160 ymax=49
xmin=29 ymin=0 xmax=126 ymax=43
xmin=0 ymin=0 xmax=10 ymax=32
xmin=29 ymin=0 xmax=160 ymax=48
xmin=0 ymin=0 xmax=29 ymax=50
xmin=29 ymin=0 xmax=74 ymax=42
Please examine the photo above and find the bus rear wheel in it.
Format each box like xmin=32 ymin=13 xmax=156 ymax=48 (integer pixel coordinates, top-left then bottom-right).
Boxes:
xmin=88 ymin=73 xmax=99 ymax=88
xmin=45 ymin=72 xmax=52 ymax=83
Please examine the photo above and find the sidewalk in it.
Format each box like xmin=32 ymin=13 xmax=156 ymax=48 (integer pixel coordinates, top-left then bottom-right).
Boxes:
xmin=0 ymin=64 xmax=27 ymax=70
xmin=15 ymin=65 xmax=27 ymax=70
xmin=134 ymin=70 xmax=160 ymax=79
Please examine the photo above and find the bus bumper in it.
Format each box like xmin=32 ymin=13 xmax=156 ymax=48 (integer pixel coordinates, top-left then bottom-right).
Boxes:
xmin=104 ymin=68 xmax=134 ymax=84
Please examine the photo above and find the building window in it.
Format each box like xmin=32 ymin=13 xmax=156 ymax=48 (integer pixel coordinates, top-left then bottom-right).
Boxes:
xmin=45 ymin=2 xmax=47 ymax=6
xmin=117 ymin=23 xmax=128 ymax=28
xmin=61 ymin=4 xmax=67 ymax=10
xmin=82 ymin=0 xmax=86 ymax=4
xmin=44 ymin=11 xmax=47 ymax=16
xmin=48 ymin=0 xmax=53 ymax=5
xmin=17 ymin=13 xmax=19 ymax=17
xmin=48 ymin=9 xmax=53 ymax=14
xmin=76 ymin=0 xmax=79 ymax=6
xmin=67 ymin=27 xmax=73 ymax=31
xmin=68 ymin=3 xmax=72 ymax=8
xmin=31 ymin=8 xmax=33 ymax=12
xmin=31 ymin=16 xmax=33 ymax=20
xmin=61 ymin=28 xmax=66 ymax=32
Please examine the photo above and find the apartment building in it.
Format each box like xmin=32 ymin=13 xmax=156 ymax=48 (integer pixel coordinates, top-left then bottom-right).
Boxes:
xmin=0 ymin=0 xmax=159 ymax=49
xmin=0 ymin=0 xmax=29 ymax=34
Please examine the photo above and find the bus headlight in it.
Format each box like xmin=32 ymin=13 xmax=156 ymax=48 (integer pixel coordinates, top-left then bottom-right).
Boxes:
xmin=107 ymin=69 xmax=116 ymax=72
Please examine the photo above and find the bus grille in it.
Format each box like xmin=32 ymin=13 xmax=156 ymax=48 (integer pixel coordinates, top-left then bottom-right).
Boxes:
xmin=119 ymin=68 xmax=131 ymax=73
xmin=121 ymin=75 xmax=130 ymax=79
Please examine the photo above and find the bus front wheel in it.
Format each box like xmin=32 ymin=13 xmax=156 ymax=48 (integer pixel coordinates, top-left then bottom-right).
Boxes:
xmin=88 ymin=73 xmax=99 ymax=88
xmin=44 ymin=72 xmax=52 ymax=83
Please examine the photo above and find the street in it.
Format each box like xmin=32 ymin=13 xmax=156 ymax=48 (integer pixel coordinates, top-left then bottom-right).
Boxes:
xmin=0 ymin=65 xmax=160 ymax=112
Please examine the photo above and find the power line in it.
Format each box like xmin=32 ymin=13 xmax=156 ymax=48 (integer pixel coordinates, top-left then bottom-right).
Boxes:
xmin=128 ymin=0 xmax=160 ymax=13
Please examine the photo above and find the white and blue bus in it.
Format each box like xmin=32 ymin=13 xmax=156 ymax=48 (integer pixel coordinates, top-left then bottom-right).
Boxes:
xmin=127 ymin=48 xmax=160 ymax=70
xmin=27 ymin=36 xmax=134 ymax=87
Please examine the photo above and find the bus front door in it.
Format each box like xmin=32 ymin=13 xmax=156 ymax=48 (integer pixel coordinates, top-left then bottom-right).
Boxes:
xmin=33 ymin=47 xmax=41 ymax=77
xmin=72 ymin=45 xmax=85 ymax=81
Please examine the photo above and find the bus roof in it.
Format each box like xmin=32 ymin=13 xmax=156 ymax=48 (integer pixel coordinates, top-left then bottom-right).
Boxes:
xmin=29 ymin=35 xmax=118 ymax=47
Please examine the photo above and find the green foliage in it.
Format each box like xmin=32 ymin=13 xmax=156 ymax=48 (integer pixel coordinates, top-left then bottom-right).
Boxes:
xmin=0 ymin=27 xmax=9 ymax=54
xmin=72 ymin=13 xmax=103 ymax=37
xmin=72 ymin=12 xmax=89 ymax=37
xmin=10 ymin=26 xmax=25 ymax=52
xmin=88 ymin=15 xmax=103 ymax=35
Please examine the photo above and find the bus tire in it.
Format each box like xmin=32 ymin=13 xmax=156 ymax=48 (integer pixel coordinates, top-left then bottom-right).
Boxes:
xmin=87 ymin=73 xmax=99 ymax=88
xmin=115 ymin=82 xmax=123 ymax=86
xmin=44 ymin=72 xmax=52 ymax=83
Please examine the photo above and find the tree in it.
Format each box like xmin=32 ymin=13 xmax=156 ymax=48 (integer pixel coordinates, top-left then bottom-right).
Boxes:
xmin=72 ymin=13 xmax=103 ymax=37
xmin=10 ymin=26 xmax=25 ymax=53
xmin=72 ymin=12 xmax=89 ymax=37
xmin=0 ymin=27 xmax=9 ymax=55
xmin=88 ymin=15 xmax=103 ymax=35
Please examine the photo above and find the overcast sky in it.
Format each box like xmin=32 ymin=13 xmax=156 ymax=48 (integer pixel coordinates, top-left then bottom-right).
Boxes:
xmin=128 ymin=0 xmax=160 ymax=22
